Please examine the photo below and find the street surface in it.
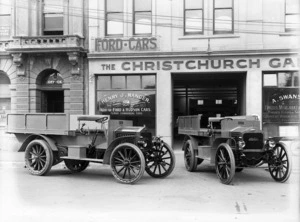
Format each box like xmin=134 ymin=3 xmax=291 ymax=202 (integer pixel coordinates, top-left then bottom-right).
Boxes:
xmin=0 ymin=150 xmax=299 ymax=222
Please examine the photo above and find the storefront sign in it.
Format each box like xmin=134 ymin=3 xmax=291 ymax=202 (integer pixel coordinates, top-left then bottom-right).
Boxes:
xmin=95 ymin=37 xmax=158 ymax=52
xmin=263 ymin=88 xmax=300 ymax=123
xmin=97 ymin=91 xmax=155 ymax=116
xmin=99 ymin=57 xmax=299 ymax=72
xmin=43 ymin=73 xmax=63 ymax=85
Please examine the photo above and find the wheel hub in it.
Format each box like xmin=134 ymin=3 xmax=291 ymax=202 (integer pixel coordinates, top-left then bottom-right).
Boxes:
xmin=124 ymin=159 xmax=130 ymax=167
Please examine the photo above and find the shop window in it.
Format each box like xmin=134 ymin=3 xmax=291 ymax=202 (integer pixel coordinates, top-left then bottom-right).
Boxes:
xmin=215 ymin=99 xmax=222 ymax=104
xmin=43 ymin=0 xmax=64 ymax=35
xmin=184 ymin=0 xmax=203 ymax=35
xmin=213 ymin=0 xmax=233 ymax=34
xmin=105 ymin=0 xmax=124 ymax=36
xmin=262 ymin=71 xmax=299 ymax=138
xmin=0 ymin=0 xmax=11 ymax=38
xmin=285 ymin=0 xmax=300 ymax=32
xmin=96 ymin=75 xmax=156 ymax=133
xmin=133 ymin=0 xmax=152 ymax=35
xmin=0 ymin=72 xmax=11 ymax=126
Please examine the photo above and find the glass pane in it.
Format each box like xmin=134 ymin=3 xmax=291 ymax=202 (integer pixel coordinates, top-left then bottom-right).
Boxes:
xmin=185 ymin=10 xmax=203 ymax=33
xmin=278 ymin=72 xmax=293 ymax=87
xmin=0 ymin=0 xmax=11 ymax=14
xmin=214 ymin=0 xmax=232 ymax=8
xmin=142 ymin=75 xmax=155 ymax=89
xmin=286 ymin=0 xmax=300 ymax=14
xmin=185 ymin=0 xmax=202 ymax=9
xmin=286 ymin=14 xmax=300 ymax=30
xmin=279 ymin=125 xmax=299 ymax=137
xmin=215 ymin=9 xmax=232 ymax=32
xmin=293 ymin=72 xmax=299 ymax=86
xmin=135 ymin=12 xmax=152 ymax=34
xmin=264 ymin=74 xmax=277 ymax=86
xmin=127 ymin=76 xmax=141 ymax=89
xmin=44 ymin=14 xmax=63 ymax=31
xmin=107 ymin=13 xmax=124 ymax=35
xmin=44 ymin=0 xmax=63 ymax=13
xmin=107 ymin=0 xmax=123 ymax=12
xmin=135 ymin=0 xmax=151 ymax=11
xmin=112 ymin=76 xmax=126 ymax=89
xmin=97 ymin=76 xmax=111 ymax=89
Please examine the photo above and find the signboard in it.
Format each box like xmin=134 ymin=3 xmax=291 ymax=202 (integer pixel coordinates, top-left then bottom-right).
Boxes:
xmin=97 ymin=91 xmax=155 ymax=117
xmin=95 ymin=37 xmax=158 ymax=52
xmin=43 ymin=73 xmax=63 ymax=85
xmin=263 ymin=88 xmax=300 ymax=123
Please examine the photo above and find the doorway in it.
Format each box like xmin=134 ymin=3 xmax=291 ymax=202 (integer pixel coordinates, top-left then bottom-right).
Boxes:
xmin=41 ymin=91 xmax=64 ymax=113
xmin=172 ymin=72 xmax=246 ymax=142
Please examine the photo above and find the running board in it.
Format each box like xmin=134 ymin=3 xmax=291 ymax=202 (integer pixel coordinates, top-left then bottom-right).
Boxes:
xmin=60 ymin=156 xmax=104 ymax=164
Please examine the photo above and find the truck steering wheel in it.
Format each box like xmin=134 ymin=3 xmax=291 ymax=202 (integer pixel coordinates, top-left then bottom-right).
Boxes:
xmin=95 ymin=116 xmax=108 ymax=124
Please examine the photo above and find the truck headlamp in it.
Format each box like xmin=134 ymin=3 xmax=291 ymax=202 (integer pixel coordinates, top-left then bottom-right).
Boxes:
xmin=268 ymin=138 xmax=276 ymax=148
xmin=237 ymin=137 xmax=245 ymax=149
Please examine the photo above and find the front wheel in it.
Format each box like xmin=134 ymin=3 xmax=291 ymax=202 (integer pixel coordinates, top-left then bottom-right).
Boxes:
xmin=25 ymin=139 xmax=53 ymax=176
xmin=64 ymin=159 xmax=89 ymax=172
xmin=183 ymin=139 xmax=198 ymax=172
xmin=110 ymin=143 xmax=145 ymax=184
xmin=215 ymin=143 xmax=236 ymax=184
xmin=268 ymin=143 xmax=292 ymax=183
xmin=145 ymin=143 xmax=175 ymax=178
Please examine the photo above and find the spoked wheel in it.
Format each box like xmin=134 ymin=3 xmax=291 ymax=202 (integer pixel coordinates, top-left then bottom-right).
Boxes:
xmin=24 ymin=139 xmax=53 ymax=176
xmin=110 ymin=143 xmax=145 ymax=184
xmin=268 ymin=142 xmax=292 ymax=183
xmin=215 ymin=143 xmax=236 ymax=184
xmin=64 ymin=159 xmax=89 ymax=173
xmin=183 ymin=139 xmax=200 ymax=172
xmin=145 ymin=143 xmax=175 ymax=178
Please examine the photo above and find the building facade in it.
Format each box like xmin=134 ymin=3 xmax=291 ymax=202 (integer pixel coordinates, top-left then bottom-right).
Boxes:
xmin=0 ymin=0 xmax=299 ymax=149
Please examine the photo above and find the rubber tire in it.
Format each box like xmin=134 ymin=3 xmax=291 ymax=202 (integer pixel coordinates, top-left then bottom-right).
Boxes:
xmin=110 ymin=143 xmax=145 ymax=184
xmin=183 ymin=139 xmax=198 ymax=172
xmin=25 ymin=139 xmax=53 ymax=176
xmin=215 ymin=143 xmax=236 ymax=185
xmin=145 ymin=142 xmax=175 ymax=178
xmin=268 ymin=142 xmax=292 ymax=183
xmin=64 ymin=159 xmax=89 ymax=173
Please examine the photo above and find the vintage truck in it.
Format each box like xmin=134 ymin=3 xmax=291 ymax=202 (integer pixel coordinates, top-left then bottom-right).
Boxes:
xmin=6 ymin=113 xmax=175 ymax=184
xmin=178 ymin=115 xmax=292 ymax=184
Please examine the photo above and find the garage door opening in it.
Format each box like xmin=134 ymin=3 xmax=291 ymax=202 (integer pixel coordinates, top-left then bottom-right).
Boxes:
xmin=173 ymin=72 xmax=246 ymax=143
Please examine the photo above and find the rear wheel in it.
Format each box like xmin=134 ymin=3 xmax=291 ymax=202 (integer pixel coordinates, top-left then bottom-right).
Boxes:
xmin=215 ymin=143 xmax=236 ymax=184
xmin=145 ymin=143 xmax=175 ymax=178
xmin=64 ymin=160 xmax=89 ymax=172
xmin=183 ymin=139 xmax=198 ymax=172
xmin=25 ymin=139 xmax=53 ymax=176
xmin=268 ymin=143 xmax=292 ymax=183
xmin=110 ymin=143 xmax=145 ymax=184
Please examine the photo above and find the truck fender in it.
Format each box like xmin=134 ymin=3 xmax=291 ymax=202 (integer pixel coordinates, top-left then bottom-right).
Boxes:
xmin=18 ymin=134 xmax=58 ymax=152
xmin=103 ymin=136 xmax=136 ymax=164
xmin=212 ymin=138 xmax=232 ymax=150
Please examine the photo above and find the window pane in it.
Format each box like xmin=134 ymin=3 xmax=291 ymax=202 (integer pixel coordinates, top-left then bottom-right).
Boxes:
xmin=264 ymin=74 xmax=277 ymax=86
xmin=0 ymin=0 xmax=11 ymax=14
xmin=293 ymin=72 xmax=299 ymax=86
xmin=286 ymin=0 xmax=300 ymax=14
xmin=44 ymin=14 xmax=63 ymax=31
xmin=142 ymin=76 xmax=155 ymax=89
xmin=44 ymin=0 xmax=63 ymax=13
xmin=185 ymin=10 xmax=203 ymax=33
xmin=107 ymin=13 xmax=124 ymax=35
xmin=286 ymin=14 xmax=300 ymax=30
xmin=185 ymin=0 xmax=202 ymax=9
xmin=0 ymin=15 xmax=10 ymax=36
xmin=215 ymin=0 xmax=232 ymax=8
xmin=278 ymin=72 xmax=292 ymax=87
xmin=127 ymin=76 xmax=141 ymax=89
xmin=112 ymin=76 xmax=126 ymax=89
xmin=97 ymin=76 xmax=111 ymax=89
xmin=135 ymin=0 xmax=151 ymax=11
xmin=215 ymin=9 xmax=232 ymax=32
xmin=107 ymin=0 xmax=123 ymax=12
xmin=135 ymin=12 xmax=152 ymax=34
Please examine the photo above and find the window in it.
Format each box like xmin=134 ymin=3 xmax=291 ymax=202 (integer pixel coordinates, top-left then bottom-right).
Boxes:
xmin=263 ymin=72 xmax=299 ymax=87
xmin=133 ymin=0 xmax=152 ymax=35
xmin=184 ymin=0 xmax=203 ymax=35
xmin=105 ymin=0 xmax=124 ymax=36
xmin=285 ymin=0 xmax=300 ymax=32
xmin=43 ymin=0 xmax=63 ymax=35
xmin=213 ymin=0 xmax=233 ymax=34
xmin=0 ymin=0 xmax=11 ymax=38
